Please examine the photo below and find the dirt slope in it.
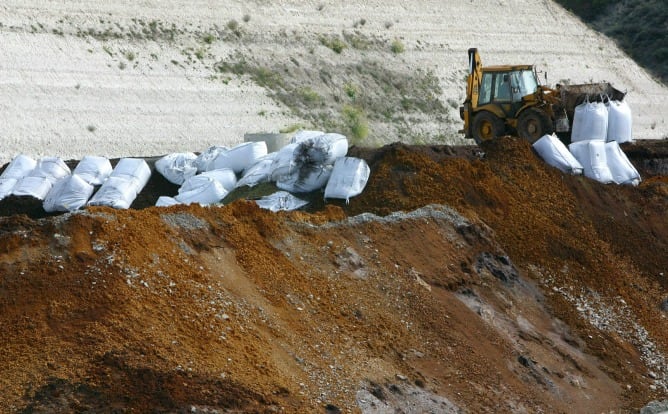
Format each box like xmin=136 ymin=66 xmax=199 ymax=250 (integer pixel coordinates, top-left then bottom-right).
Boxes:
xmin=0 ymin=138 xmax=666 ymax=413
xmin=1 ymin=0 xmax=667 ymax=165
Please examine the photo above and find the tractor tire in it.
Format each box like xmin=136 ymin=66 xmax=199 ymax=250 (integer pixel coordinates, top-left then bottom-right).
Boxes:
xmin=517 ymin=109 xmax=553 ymax=143
xmin=472 ymin=112 xmax=505 ymax=144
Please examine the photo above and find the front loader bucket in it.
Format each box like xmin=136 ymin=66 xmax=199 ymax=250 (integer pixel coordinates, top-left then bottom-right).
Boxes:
xmin=558 ymin=82 xmax=626 ymax=111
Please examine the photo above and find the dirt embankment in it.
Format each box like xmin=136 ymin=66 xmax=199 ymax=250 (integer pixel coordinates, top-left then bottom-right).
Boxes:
xmin=0 ymin=138 xmax=667 ymax=413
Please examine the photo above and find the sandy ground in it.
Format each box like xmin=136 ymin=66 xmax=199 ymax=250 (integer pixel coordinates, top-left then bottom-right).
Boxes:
xmin=1 ymin=0 xmax=667 ymax=165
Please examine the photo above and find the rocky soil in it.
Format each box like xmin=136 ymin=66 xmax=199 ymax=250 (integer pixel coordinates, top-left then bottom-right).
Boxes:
xmin=0 ymin=137 xmax=666 ymax=413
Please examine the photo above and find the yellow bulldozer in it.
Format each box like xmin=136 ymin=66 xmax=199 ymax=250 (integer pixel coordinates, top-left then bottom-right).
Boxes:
xmin=459 ymin=48 xmax=625 ymax=144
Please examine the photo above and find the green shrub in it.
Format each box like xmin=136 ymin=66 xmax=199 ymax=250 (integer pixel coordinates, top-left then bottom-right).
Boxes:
xmin=342 ymin=105 xmax=369 ymax=143
xmin=390 ymin=39 xmax=405 ymax=54
xmin=320 ymin=36 xmax=347 ymax=54
xmin=298 ymin=87 xmax=321 ymax=104
xmin=344 ymin=83 xmax=358 ymax=100
xmin=202 ymin=33 xmax=216 ymax=44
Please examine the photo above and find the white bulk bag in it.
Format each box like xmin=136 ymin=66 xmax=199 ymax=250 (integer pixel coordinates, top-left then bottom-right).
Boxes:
xmin=175 ymin=176 xmax=228 ymax=205
xmin=571 ymin=99 xmax=608 ymax=142
xmin=0 ymin=154 xmax=37 ymax=180
xmin=236 ymin=157 xmax=274 ymax=188
xmin=155 ymin=153 xmax=198 ymax=185
xmin=270 ymin=143 xmax=299 ymax=182
xmin=604 ymin=141 xmax=641 ymax=186
xmin=197 ymin=169 xmax=237 ymax=191
xmin=255 ymin=191 xmax=308 ymax=212
xmin=606 ymin=100 xmax=633 ymax=144
xmin=155 ymin=196 xmax=179 ymax=207
xmin=195 ymin=146 xmax=227 ymax=172
xmin=0 ymin=179 xmax=18 ymax=200
xmin=532 ymin=134 xmax=583 ymax=175
xmin=277 ymin=164 xmax=332 ymax=193
xmin=110 ymin=158 xmax=151 ymax=192
xmin=12 ymin=176 xmax=55 ymax=200
xmin=324 ymin=157 xmax=371 ymax=202
xmin=73 ymin=156 xmax=113 ymax=185
xmin=43 ymin=175 xmax=94 ymax=213
xmin=568 ymin=140 xmax=614 ymax=184
xmin=290 ymin=130 xmax=324 ymax=144
xmin=32 ymin=157 xmax=71 ymax=183
xmin=180 ymin=169 xmax=236 ymax=193
xmin=87 ymin=176 xmax=140 ymax=209
xmin=297 ymin=133 xmax=348 ymax=165
xmin=209 ymin=141 xmax=268 ymax=174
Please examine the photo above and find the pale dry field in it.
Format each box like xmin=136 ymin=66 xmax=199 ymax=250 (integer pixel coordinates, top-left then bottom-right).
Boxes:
xmin=1 ymin=0 xmax=666 ymax=164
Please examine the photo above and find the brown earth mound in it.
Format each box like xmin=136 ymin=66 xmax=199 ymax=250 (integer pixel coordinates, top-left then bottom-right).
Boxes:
xmin=0 ymin=138 xmax=667 ymax=413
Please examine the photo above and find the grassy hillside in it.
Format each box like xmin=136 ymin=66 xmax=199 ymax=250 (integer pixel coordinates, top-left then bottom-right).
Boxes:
xmin=556 ymin=0 xmax=668 ymax=83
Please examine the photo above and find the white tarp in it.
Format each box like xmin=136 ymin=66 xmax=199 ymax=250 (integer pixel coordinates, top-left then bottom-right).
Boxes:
xmin=155 ymin=152 xmax=198 ymax=185
xmin=571 ymin=99 xmax=608 ymax=142
xmin=87 ymin=176 xmax=141 ymax=209
xmin=72 ymin=155 xmax=113 ymax=185
xmin=277 ymin=164 xmax=332 ymax=193
xmin=255 ymin=191 xmax=308 ymax=212
xmin=569 ymin=140 xmax=614 ymax=183
xmin=324 ymin=157 xmax=371 ymax=202
xmin=0 ymin=154 xmax=37 ymax=180
xmin=532 ymin=134 xmax=583 ymax=175
xmin=606 ymin=100 xmax=633 ymax=144
xmin=604 ymin=141 xmax=641 ymax=186
xmin=110 ymin=158 xmax=151 ymax=191
xmin=175 ymin=176 xmax=228 ymax=205
xmin=43 ymin=175 xmax=94 ymax=213
xmin=201 ymin=141 xmax=268 ymax=174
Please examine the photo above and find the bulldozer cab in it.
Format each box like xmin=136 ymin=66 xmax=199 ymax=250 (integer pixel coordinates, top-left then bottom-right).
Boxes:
xmin=478 ymin=67 xmax=537 ymax=111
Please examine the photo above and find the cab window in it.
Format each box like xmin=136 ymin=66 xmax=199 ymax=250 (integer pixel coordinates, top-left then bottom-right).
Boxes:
xmin=479 ymin=72 xmax=493 ymax=105
xmin=494 ymin=73 xmax=511 ymax=101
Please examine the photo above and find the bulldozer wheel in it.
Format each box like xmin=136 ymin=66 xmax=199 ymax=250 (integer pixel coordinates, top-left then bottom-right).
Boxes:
xmin=517 ymin=109 xmax=553 ymax=143
xmin=472 ymin=112 xmax=505 ymax=144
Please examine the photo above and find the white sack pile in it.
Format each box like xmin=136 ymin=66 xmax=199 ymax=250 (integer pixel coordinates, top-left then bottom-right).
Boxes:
xmin=88 ymin=158 xmax=151 ymax=209
xmin=534 ymin=93 xmax=639 ymax=186
xmin=12 ymin=157 xmax=71 ymax=200
xmin=0 ymin=154 xmax=37 ymax=200
xmin=156 ymin=132 xmax=371 ymax=210
xmin=567 ymin=140 xmax=640 ymax=186
xmin=571 ymin=96 xmax=633 ymax=144
xmin=43 ymin=155 xmax=113 ymax=213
